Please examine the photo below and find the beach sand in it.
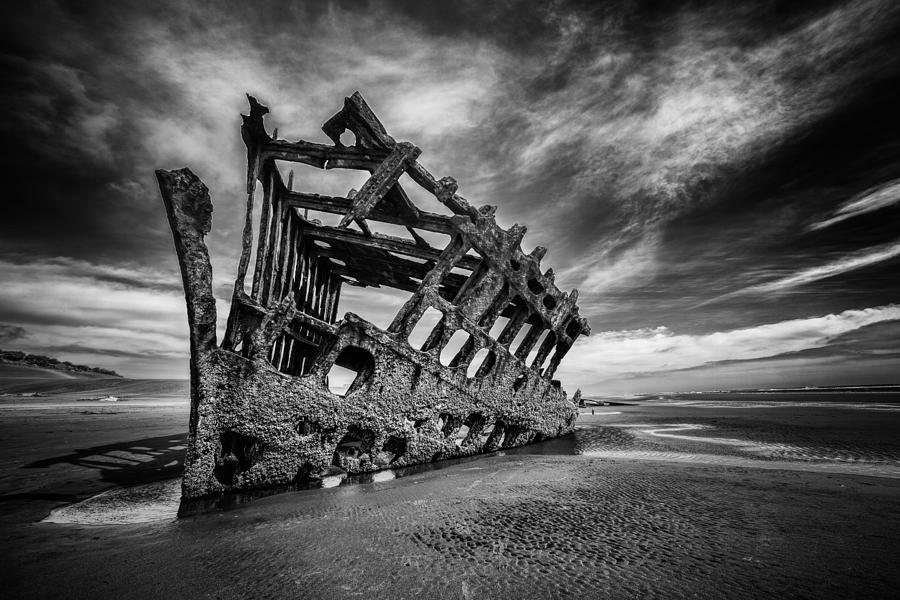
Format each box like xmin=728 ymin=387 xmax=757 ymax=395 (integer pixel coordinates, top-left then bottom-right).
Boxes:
xmin=1 ymin=383 xmax=899 ymax=599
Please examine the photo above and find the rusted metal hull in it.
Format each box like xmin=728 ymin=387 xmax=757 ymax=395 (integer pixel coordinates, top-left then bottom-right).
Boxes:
xmin=180 ymin=316 xmax=577 ymax=498
xmin=157 ymin=93 xmax=589 ymax=499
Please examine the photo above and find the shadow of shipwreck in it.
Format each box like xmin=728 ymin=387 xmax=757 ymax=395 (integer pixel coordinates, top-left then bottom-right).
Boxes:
xmin=21 ymin=433 xmax=188 ymax=487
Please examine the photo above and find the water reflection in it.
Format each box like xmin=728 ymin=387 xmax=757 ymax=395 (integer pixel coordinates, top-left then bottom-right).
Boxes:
xmin=319 ymin=474 xmax=345 ymax=488
xmin=370 ymin=470 xmax=395 ymax=483
xmin=177 ymin=450 xmax=507 ymax=518
xmin=44 ymin=433 xmax=581 ymax=524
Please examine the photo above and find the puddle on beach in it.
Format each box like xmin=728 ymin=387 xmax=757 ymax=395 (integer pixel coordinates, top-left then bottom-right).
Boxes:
xmin=572 ymin=420 xmax=900 ymax=479
xmin=41 ymin=450 xmax=508 ymax=525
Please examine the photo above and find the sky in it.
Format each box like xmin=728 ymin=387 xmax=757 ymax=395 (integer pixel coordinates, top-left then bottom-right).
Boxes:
xmin=1 ymin=0 xmax=898 ymax=394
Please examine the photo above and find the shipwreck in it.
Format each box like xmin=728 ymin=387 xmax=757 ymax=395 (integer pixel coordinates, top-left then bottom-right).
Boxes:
xmin=157 ymin=93 xmax=590 ymax=499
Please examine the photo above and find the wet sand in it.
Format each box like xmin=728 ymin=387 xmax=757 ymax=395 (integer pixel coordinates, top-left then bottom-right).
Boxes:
xmin=2 ymin=386 xmax=900 ymax=599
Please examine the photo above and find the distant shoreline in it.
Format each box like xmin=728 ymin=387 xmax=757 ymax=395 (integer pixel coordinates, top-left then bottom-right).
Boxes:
xmin=584 ymin=384 xmax=900 ymax=404
xmin=678 ymin=383 xmax=900 ymax=393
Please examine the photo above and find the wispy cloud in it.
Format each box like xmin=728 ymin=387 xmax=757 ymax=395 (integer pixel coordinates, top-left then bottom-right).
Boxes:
xmin=703 ymin=240 xmax=900 ymax=303
xmin=566 ymin=234 xmax=660 ymax=294
xmin=499 ymin=0 xmax=900 ymax=291
xmin=0 ymin=54 xmax=122 ymax=167
xmin=808 ymin=179 xmax=900 ymax=231
xmin=0 ymin=257 xmax=206 ymax=376
xmin=559 ymin=304 xmax=900 ymax=391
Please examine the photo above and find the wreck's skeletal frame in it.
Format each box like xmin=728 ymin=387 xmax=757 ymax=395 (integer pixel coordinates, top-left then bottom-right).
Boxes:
xmin=157 ymin=93 xmax=590 ymax=499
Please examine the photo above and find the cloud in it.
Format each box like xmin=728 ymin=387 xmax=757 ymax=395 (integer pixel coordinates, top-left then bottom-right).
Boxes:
xmin=1 ymin=255 xmax=184 ymax=291
xmin=708 ymin=240 xmax=900 ymax=301
xmin=1 ymin=0 xmax=898 ymax=384
xmin=808 ymin=178 xmax=900 ymax=231
xmin=0 ymin=54 xmax=122 ymax=167
xmin=584 ymin=354 xmax=900 ymax=396
xmin=0 ymin=323 xmax=27 ymax=344
xmin=484 ymin=0 xmax=900 ymax=291
xmin=564 ymin=234 xmax=660 ymax=294
xmin=558 ymin=304 xmax=900 ymax=391
xmin=0 ymin=257 xmax=209 ymax=376
xmin=0 ymin=253 xmax=410 ymax=376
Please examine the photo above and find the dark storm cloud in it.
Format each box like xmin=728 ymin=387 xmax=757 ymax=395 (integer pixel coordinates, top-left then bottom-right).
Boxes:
xmin=577 ymin=60 xmax=900 ymax=333
xmin=496 ymin=0 xmax=900 ymax=282
xmin=0 ymin=0 xmax=897 ymax=390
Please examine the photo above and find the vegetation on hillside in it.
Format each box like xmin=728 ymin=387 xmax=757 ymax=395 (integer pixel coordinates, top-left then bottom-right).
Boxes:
xmin=0 ymin=349 xmax=121 ymax=378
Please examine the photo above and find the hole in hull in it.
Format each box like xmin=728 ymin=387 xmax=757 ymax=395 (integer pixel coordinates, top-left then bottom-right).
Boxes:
xmin=327 ymin=346 xmax=375 ymax=396
xmin=527 ymin=278 xmax=544 ymax=294
xmin=383 ymin=435 xmax=408 ymax=463
xmin=440 ymin=330 xmax=470 ymax=366
xmin=214 ymin=431 xmax=263 ymax=486
xmin=332 ymin=426 xmax=376 ymax=470
xmin=467 ymin=348 xmax=491 ymax=378
xmin=513 ymin=374 xmax=526 ymax=393
xmin=297 ymin=419 xmax=320 ymax=436
xmin=408 ymin=307 xmax=443 ymax=351
xmin=439 ymin=413 xmax=462 ymax=438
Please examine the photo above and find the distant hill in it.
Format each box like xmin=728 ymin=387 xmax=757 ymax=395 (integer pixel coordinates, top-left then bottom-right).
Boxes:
xmin=0 ymin=370 xmax=189 ymax=397
xmin=0 ymin=349 xmax=121 ymax=378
